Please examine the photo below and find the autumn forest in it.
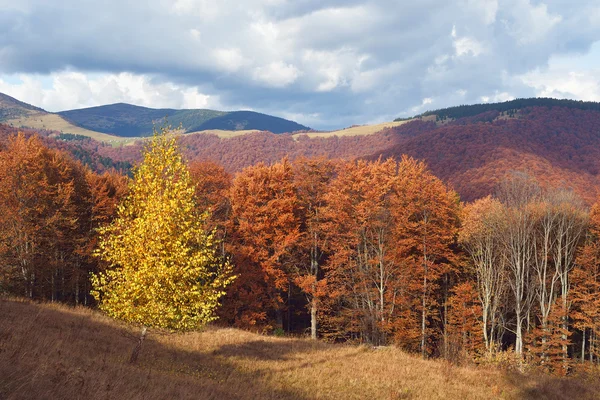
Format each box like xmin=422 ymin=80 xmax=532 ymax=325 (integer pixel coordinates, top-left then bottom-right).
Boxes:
xmin=3 ymin=102 xmax=600 ymax=378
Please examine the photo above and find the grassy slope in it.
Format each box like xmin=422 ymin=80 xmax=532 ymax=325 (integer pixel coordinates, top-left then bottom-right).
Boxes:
xmin=1 ymin=299 xmax=599 ymax=400
xmin=5 ymin=112 xmax=136 ymax=144
xmin=294 ymin=120 xmax=411 ymax=138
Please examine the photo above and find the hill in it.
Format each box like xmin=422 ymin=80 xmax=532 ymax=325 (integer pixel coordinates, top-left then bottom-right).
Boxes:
xmin=1 ymin=298 xmax=598 ymax=400
xmin=90 ymin=101 xmax=600 ymax=204
xmin=4 ymin=96 xmax=600 ymax=204
xmin=58 ymin=103 xmax=226 ymax=137
xmin=0 ymin=92 xmax=44 ymax=120
xmin=0 ymin=93 xmax=132 ymax=143
xmin=406 ymin=97 xmax=600 ymax=122
xmin=188 ymin=110 xmax=309 ymax=134
xmin=380 ymin=105 xmax=600 ymax=203
xmin=58 ymin=104 xmax=309 ymax=136
xmin=0 ymin=92 xmax=311 ymax=139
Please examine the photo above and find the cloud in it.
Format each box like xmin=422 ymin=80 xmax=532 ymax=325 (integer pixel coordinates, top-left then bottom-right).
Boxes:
xmin=0 ymin=72 xmax=219 ymax=112
xmin=0 ymin=0 xmax=599 ymax=129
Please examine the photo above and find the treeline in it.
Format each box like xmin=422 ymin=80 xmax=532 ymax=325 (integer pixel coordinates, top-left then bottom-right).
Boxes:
xmin=3 ymin=131 xmax=600 ymax=375
xmin=405 ymin=97 xmax=600 ymax=121
xmin=0 ymin=133 xmax=127 ymax=304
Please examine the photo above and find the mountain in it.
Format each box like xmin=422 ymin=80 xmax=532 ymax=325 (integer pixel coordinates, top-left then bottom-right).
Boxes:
xmin=58 ymin=104 xmax=309 ymax=136
xmin=3 ymin=94 xmax=600 ymax=205
xmin=57 ymin=103 xmax=225 ymax=137
xmin=0 ymin=92 xmax=311 ymax=138
xmin=0 ymin=92 xmax=45 ymax=120
xmin=93 ymin=98 xmax=600 ymax=204
xmin=404 ymin=97 xmax=600 ymax=122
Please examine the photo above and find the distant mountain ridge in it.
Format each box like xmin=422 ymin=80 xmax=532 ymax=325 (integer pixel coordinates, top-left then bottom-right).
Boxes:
xmin=0 ymin=93 xmax=45 ymax=120
xmin=0 ymin=92 xmax=310 ymax=137
xmin=401 ymin=97 xmax=600 ymax=122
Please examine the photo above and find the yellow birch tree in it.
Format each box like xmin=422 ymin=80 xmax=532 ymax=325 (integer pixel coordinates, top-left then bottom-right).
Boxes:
xmin=91 ymin=126 xmax=234 ymax=361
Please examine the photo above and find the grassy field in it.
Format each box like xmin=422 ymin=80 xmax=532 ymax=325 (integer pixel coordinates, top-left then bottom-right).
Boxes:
xmin=1 ymin=298 xmax=599 ymax=400
xmin=5 ymin=112 xmax=138 ymax=144
xmin=293 ymin=120 xmax=412 ymax=139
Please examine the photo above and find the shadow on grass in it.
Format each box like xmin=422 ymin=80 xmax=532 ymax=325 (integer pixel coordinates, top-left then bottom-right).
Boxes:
xmin=0 ymin=299 xmax=307 ymax=400
xmin=499 ymin=368 xmax=600 ymax=400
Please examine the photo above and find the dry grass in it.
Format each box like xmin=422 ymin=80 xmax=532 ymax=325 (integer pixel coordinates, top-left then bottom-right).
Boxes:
xmin=5 ymin=112 xmax=138 ymax=144
xmin=294 ymin=120 xmax=412 ymax=139
xmin=1 ymin=298 xmax=599 ymax=400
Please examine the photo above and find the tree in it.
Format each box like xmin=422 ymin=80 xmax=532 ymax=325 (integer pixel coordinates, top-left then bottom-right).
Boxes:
xmin=293 ymin=157 xmax=335 ymax=339
xmin=322 ymin=158 xmax=399 ymax=345
xmin=91 ymin=127 xmax=234 ymax=361
xmin=391 ymin=156 xmax=460 ymax=357
xmin=496 ymin=173 xmax=539 ymax=356
xmin=0 ymin=132 xmax=82 ymax=300
xmin=446 ymin=282 xmax=483 ymax=359
xmin=222 ymin=158 xmax=301 ymax=330
xmin=459 ymin=196 xmax=507 ymax=353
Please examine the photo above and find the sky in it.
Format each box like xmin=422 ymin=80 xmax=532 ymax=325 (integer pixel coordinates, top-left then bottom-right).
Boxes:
xmin=1 ymin=0 xmax=599 ymax=130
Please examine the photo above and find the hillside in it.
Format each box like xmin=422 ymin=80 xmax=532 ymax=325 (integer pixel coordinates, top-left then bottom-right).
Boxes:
xmin=58 ymin=103 xmax=226 ymax=137
xmin=379 ymin=105 xmax=600 ymax=203
xmin=87 ymin=102 xmax=600 ymax=204
xmin=0 ymin=93 xmax=44 ymax=120
xmin=1 ymin=298 xmax=598 ymax=400
xmin=58 ymin=104 xmax=309 ymax=136
xmin=0 ymin=92 xmax=311 ymax=140
xmin=4 ymin=97 xmax=600 ymax=204
xmin=404 ymin=98 xmax=600 ymax=122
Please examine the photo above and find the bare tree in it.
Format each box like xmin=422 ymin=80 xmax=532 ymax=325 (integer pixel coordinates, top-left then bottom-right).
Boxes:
xmin=460 ymin=196 xmax=507 ymax=353
xmin=496 ymin=173 xmax=540 ymax=356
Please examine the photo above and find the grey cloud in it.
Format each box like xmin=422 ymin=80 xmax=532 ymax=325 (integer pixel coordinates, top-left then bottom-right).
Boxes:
xmin=0 ymin=0 xmax=599 ymax=129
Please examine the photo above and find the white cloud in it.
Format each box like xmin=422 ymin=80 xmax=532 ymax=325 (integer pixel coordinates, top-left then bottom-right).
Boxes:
xmin=503 ymin=0 xmax=562 ymax=45
xmin=212 ymin=48 xmax=249 ymax=73
xmin=0 ymin=0 xmax=599 ymax=129
xmin=253 ymin=61 xmax=300 ymax=87
xmin=0 ymin=72 xmax=219 ymax=112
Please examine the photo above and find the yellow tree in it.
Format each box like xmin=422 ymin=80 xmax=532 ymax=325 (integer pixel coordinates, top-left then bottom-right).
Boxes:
xmin=91 ymin=127 xmax=234 ymax=362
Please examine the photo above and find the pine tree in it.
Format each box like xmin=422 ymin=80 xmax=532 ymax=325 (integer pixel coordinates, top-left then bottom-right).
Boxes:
xmin=91 ymin=127 xmax=234 ymax=361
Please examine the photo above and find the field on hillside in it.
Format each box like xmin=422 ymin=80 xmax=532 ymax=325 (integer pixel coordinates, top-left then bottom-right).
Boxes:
xmin=1 ymin=299 xmax=599 ymax=400
xmin=5 ymin=113 xmax=137 ymax=144
xmin=294 ymin=120 xmax=412 ymax=138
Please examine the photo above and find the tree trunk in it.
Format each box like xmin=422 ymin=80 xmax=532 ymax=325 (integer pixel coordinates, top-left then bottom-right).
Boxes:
xmin=582 ymin=328 xmax=586 ymax=363
xmin=515 ymin=311 xmax=523 ymax=355
xmin=310 ymin=299 xmax=317 ymax=340
xmin=129 ymin=326 xmax=147 ymax=364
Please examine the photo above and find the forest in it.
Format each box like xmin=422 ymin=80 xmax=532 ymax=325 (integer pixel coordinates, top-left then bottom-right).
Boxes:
xmin=2 ymin=124 xmax=600 ymax=377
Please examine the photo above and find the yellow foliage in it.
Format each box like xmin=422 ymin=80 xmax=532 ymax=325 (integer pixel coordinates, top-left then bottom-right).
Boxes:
xmin=91 ymin=126 xmax=235 ymax=331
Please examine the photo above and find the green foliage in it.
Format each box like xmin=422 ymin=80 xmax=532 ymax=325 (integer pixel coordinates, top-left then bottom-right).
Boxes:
xmin=57 ymin=133 xmax=89 ymax=141
xmin=395 ymin=97 xmax=600 ymax=121
xmin=91 ymin=125 xmax=235 ymax=331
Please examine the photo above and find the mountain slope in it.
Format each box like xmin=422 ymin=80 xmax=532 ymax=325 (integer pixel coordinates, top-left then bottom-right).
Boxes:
xmin=405 ymin=97 xmax=600 ymax=122
xmin=0 ymin=93 xmax=311 ymax=139
xmin=58 ymin=103 xmax=226 ymax=137
xmin=381 ymin=105 xmax=600 ymax=203
xmin=188 ymin=110 xmax=309 ymax=134
xmin=0 ymin=92 xmax=45 ymax=120
xmin=94 ymin=100 xmax=600 ymax=205
xmin=5 ymin=94 xmax=600 ymax=205
xmin=2 ymin=298 xmax=597 ymax=400
xmin=58 ymin=104 xmax=309 ymax=136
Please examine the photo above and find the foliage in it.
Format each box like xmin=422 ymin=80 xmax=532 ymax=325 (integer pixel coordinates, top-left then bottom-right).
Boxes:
xmin=91 ymin=126 xmax=234 ymax=330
